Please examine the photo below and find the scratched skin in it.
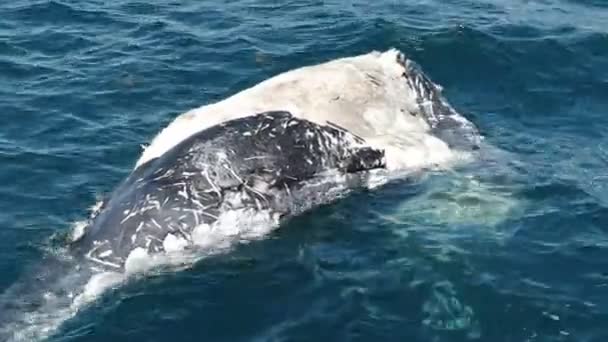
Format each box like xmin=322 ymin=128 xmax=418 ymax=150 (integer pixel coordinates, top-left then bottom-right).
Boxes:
xmin=69 ymin=111 xmax=386 ymax=270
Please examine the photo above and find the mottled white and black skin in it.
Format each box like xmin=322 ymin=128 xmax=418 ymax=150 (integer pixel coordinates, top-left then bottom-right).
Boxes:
xmin=70 ymin=49 xmax=483 ymax=271
xmin=70 ymin=111 xmax=385 ymax=270
xmin=401 ymin=59 xmax=480 ymax=152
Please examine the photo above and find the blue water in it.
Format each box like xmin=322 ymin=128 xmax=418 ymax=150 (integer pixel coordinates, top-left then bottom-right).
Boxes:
xmin=1 ymin=0 xmax=608 ymax=341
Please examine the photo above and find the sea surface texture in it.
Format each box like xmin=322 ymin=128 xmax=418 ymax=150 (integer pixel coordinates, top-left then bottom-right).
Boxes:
xmin=1 ymin=0 xmax=608 ymax=341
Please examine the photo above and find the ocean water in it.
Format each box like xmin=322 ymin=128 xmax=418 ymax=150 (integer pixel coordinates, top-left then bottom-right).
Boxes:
xmin=1 ymin=0 xmax=608 ymax=341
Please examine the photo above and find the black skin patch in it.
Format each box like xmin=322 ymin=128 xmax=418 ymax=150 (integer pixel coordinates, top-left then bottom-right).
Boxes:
xmin=70 ymin=111 xmax=386 ymax=269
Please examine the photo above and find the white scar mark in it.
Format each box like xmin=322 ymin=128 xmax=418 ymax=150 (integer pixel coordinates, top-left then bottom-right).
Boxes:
xmin=167 ymin=222 xmax=180 ymax=233
xmin=170 ymin=182 xmax=186 ymax=188
xmin=141 ymin=205 xmax=151 ymax=213
xmin=150 ymin=218 xmax=162 ymax=230
xmin=192 ymin=210 xmax=202 ymax=226
xmin=178 ymin=188 xmax=189 ymax=200
xmin=152 ymin=169 xmax=175 ymax=182
xmin=200 ymin=210 xmax=219 ymax=220
xmin=140 ymin=203 xmax=157 ymax=213
xmin=244 ymin=155 xmax=270 ymax=161
xmin=283 ymin=174 xmax=298 ymax=181
xmin=253 ymin=197 xmax=262 ymax=211
xmin=85 ymin=242 xmax=121 ymax=269
xmin=191 ymin=198 xmax=206 ymax=209
xmin=255 ymin=122 xmax=271 ymax=135
xmin=192 ymin=210 xmax=200 ymax=226
xmin=145 ymin=235 xmax=164 ymax=247
xmin=222 ymin=163 xmax=243 ymax=183
xmin=86 ymin=256 xmax=121 ymax=269
xmin=222 ymin=163 xmax=270 ymax=204
xmin=170 ymin=222 xmax=191 ymax=241
xmin=203 ymin=168 xmax=222 ymax=198
xmin=120 ymin=210 xmax=138 ymax=224
xmin=151 ymin=199 xmax=161 ymax=210
xmin=99 ymin=250 xmax=112 ymax=258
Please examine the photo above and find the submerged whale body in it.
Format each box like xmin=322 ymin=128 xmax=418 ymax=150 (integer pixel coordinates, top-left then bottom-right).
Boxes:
xmin=71 ymin=111 xmax=386 ymax=269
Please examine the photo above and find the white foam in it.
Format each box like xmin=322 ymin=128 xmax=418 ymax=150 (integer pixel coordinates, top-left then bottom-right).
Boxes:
xmin=163 ymin=233 xmax=189 ymax=253
xmin=192 ymin=208 xmax=280 ymax=246
xmin=70 ymin=220 xmax=87 ymax=242
xmin=89 ymin=199 xmax=104 ymax=214
xmin=72 ymin=271 xmax=124 ymax=309
xmin=70 ymin=199 xmax=105 ymax=242
xmin=69 ymin=209 xmax=283 ymax=337
xmin=1 ymin=262 xmax=124 ymax=342
xmin=124 ymin=247 xmax=151 ymax=274
xmin=191 ymin=223 xmax=218 ymax=248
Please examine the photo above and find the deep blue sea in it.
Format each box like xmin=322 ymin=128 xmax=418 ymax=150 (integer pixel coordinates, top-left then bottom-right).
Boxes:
xmin=1 ymin=0 xmax=608 ymax=341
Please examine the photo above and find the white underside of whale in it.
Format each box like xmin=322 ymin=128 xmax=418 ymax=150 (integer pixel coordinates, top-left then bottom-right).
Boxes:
xmin=136 ymin=49 xmax=472 ymax=171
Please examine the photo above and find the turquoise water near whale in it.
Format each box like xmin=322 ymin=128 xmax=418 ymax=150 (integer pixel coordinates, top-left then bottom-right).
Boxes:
xmin=1 ymin=0 xmax=608 ymax=341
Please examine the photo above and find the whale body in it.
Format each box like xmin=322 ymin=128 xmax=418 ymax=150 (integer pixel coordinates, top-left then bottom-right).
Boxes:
xmin=69 ymin=48 xmax=480 ymax=270
xmin=71 ymin=111 xmax=385 ymax=269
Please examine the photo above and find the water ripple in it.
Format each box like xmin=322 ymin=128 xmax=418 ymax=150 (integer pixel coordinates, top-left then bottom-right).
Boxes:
xmin=0 ymin=0 xmax=607 ymax=341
